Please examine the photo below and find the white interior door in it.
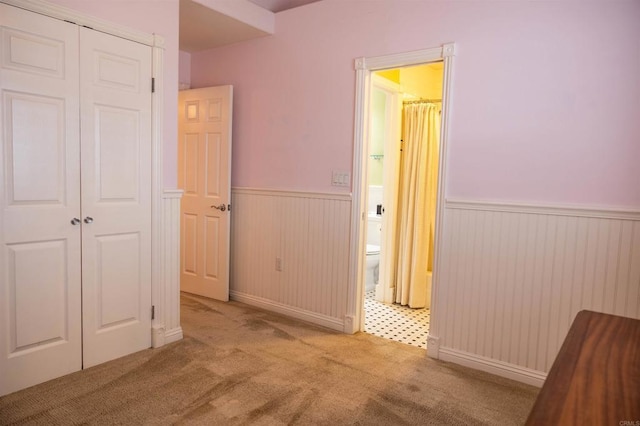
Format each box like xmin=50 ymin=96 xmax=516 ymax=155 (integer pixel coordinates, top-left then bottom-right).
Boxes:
xmin=178 ymin=86 xmax=233 ymax=301
xmin=0 ymin=4 xmax=82 ymax=395
xmin=371 ymin=76 xmax=402 ymax=304
xmin=79 ymin=28 xmax=152 ymax=367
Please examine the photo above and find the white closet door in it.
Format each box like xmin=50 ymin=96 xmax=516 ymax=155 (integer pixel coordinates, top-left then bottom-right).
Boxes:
xmin=0 ymin=4 xmax=82 ymax=396
xmin=79 ymin=28 xmax=152 ymax=367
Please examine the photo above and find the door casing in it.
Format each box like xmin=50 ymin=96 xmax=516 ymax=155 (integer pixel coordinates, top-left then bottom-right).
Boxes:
xmin=347 ymin=45 xmax=456 ymax=360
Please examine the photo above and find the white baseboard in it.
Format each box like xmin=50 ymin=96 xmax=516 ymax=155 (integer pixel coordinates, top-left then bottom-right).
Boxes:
xmin=151 ymin=326 xmax=165 ymax=348
xmin=438 ymin=347 xmax=546 ymax=388
xmin=230 ymin=291 xmax=345 ymax=332
xmin=164 ymin=327 xmax=183 ymax=344
xmin=426 ymin=334 xmax=440 ymax=358
xmin=343 ymin=315 xmax=356 ymax=334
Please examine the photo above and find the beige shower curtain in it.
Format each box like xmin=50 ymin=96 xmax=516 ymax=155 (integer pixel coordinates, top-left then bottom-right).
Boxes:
xmin=393 ymin=102 xmax=440 ymax=308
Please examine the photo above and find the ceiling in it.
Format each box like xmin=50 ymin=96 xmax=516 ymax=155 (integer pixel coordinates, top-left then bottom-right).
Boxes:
xmin=180 ymin=0 xmax=322 ymax=52
xmin=247 ymin=0 xmax=321 ymax=13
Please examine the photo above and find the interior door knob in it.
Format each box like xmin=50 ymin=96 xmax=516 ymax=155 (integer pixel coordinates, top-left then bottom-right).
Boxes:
xmin=84 ymin=216 xmax=94 ymax=224
xmin=70 ymin=218 xmax=81 ymax=225
xmin=211 ymin=204 xmax=226 ymax=212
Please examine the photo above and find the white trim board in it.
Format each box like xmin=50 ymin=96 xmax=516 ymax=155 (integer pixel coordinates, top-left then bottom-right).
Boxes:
xmin=438 ymin=347 xmax=546 ymax=388
xmin=160 ymin=190 xmax=184 ymax=346
xmin=163 ymin=189 xmax=185 ymax=198
xmin=230 ymin=291 xmax=345 ymax=332
xmin=151 ymin=38 xmax=166 ymax=347
xmin=0 ymin=0 xmax=159 ymax=46
xmin=446 ymin=198 xmax=640 ymax=221
xmin=232 ymin=187 xmax=352 ymax=201
xmin=355 ymin=44 xmax=455 ymax=71
xmin=164 ymin=327 xmax=184 ymax=345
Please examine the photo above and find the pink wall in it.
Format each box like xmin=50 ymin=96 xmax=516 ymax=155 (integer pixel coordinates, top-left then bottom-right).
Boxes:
xmin=179 ymin=50 xmax=191 ymax=89
xmin=48 ymin=0 xmax=179 ymax=188
xmin=191 ymin=0 xmax=640 ymax=208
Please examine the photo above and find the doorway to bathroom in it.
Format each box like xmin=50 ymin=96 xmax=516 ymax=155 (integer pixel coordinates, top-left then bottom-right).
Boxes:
xmin=362 ymin=62 xmax=444 ymax=349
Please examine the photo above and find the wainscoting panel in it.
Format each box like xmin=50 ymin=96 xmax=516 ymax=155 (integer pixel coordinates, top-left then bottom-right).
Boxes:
xmin=434 ymin=200 xmax=640 ymax=380
xmin=230 ymin=188 xmax=352 ymax=331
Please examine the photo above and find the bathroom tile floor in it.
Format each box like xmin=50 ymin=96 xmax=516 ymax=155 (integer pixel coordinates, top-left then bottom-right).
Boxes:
xmin=364 ymin=290 xmax=430 ymax=349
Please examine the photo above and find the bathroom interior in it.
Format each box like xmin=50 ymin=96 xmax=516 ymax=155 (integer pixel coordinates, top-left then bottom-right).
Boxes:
xmin=364 ymin=62 xmax=444 ymax=349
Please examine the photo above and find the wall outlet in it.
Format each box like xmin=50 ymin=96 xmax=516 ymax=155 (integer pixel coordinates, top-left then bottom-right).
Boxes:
xmin=275 ymin=257 xmax=283 ymax=272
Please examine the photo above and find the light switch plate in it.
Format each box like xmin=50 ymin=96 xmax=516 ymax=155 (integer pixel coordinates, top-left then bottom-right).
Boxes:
xmin=331 ymin=170 xmax=351 ymax=187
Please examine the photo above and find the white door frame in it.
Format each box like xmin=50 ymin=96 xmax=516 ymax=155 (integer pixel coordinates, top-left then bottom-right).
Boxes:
xmin=0 ymin=0 xmax=173 ymax=348
xmin=347 ymin=44 xmax=455 ymax=359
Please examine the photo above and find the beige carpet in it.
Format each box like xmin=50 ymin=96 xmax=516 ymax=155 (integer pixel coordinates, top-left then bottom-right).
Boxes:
xmin=0 ymin=293 xmax=538 ymax=425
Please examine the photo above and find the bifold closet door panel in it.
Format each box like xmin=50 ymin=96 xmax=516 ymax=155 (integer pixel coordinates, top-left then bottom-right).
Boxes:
xmin=79 ymin=27 xmax=153 ymax=368
xmin=0 ymin=4 xmax=82 ymax=395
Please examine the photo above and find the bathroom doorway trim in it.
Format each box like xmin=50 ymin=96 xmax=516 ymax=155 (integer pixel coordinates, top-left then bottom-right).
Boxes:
xmin=347 ymin=43 xmax=455 ymax=360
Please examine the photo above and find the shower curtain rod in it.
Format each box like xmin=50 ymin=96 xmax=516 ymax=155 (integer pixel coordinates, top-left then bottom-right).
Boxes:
xmin=403 ymin=99 xmax=442 ymax=104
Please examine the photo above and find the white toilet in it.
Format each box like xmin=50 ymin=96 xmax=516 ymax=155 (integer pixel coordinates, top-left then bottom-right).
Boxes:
xmin=365 ymin=214 xmax=381 ymax=292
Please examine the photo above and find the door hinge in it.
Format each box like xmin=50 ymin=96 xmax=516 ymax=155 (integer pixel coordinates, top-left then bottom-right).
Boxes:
xmin=151 ymin=77 xmax=155 ymax=93
xmin=151 ymin=305 xmax=155 ymax=320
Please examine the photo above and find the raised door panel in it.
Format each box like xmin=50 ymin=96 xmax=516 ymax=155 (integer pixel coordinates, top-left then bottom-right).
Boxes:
xmin=95 ymin=234 xmax=140 ymax=329
xmin=79 ymin=27 xmax=152 ymax=368
xmin=0 ymin=3 xmax=81 ymax=396
xmin=204 ymin=216 xmax=220 ymax=279
xmin=182 ymin=213 xmax=198 ymax=276
xmin=182 ymin=133 xmax=199 ymax=196
xmin=1 ymin=27 xmax=65 ymax=78
xmin=8 ymin=241 xmax=68 ymax=351
xmin=205 ymin=133 xmax=221 ymax=197
xmin=4 ymin=93 xmax=65 ymax=205
xmin=95 ymin=107 xmax=140 ymax=202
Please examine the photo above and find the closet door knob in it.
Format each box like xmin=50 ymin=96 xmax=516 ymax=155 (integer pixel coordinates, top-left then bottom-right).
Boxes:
xmin=84 ymin=216 xmax=94 ymax=224
xmin=211 ymin=204 xmax=226 ymax=212
xmin=70 ymin=218 xmax=81 ymax=225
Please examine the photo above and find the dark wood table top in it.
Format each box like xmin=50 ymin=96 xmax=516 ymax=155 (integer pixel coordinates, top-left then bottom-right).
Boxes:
xmin=526 ymin=310 xmax=640 ymax=425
